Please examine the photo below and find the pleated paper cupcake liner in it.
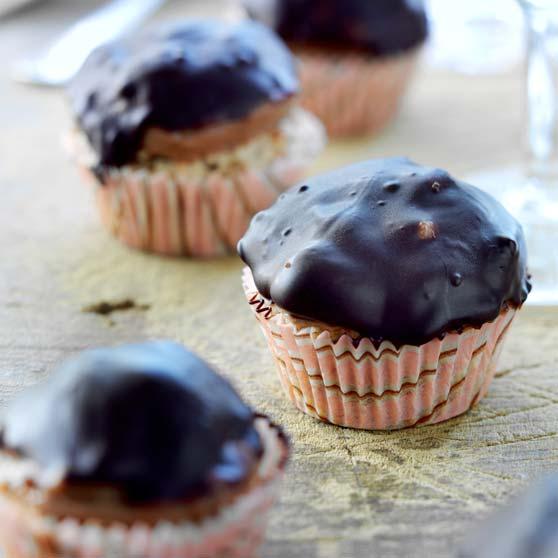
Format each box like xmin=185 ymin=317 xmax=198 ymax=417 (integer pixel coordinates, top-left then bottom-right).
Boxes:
xmin=69 ymin=107 xmax=325 ymax=257
xmin=295 ymin=47 xmax=420 ymax=138
xmin=0 ymin=417 xmax=288 ymax=558
xmin=242 ymin=268 xmax=517 ymax=430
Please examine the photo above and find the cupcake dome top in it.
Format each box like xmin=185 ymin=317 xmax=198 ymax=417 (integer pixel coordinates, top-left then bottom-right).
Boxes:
xmin=243 ymin=0 xmax=428 ymax=55
xmin=69 ymin=19 xmax=298 ymax=167
xmin=0 ymin=341 xmax=261 ymax=503
xmin=239 ymin=158 xmax=531 ymax=346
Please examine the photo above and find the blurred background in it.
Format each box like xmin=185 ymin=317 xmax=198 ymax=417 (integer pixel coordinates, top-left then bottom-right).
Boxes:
xmin=0 ymin=0 xmax=556 ymax=300
xmin=0 ymin=0 xmax=558 ymax=288
xmin=0 ymin=0 xmax=527 ymax=172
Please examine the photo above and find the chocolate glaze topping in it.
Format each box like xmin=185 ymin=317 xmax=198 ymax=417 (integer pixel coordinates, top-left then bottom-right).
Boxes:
xmin=0 ymin=342 xmax=261 ymax=503
xmin=243 ymin=0 xmax=428 ymax=54
xmin=239 ymin=158 xmax=531 ymax=346
xmin=69 ymin=19 xmax=298 ymax=168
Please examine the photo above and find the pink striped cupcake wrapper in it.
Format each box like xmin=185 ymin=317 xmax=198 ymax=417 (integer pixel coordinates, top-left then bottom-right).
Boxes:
xmin=242 ymin=268 xmax=517 ymax=431
xmin=91 ymin=164 xmax=285 ymax=258
xmin=296 ymin=47 xmax=420 ymax=138
xmin=70 ymin=108 xmax=325 ymax=258
xmin=0 ymin=417 xmax=288 ymax=558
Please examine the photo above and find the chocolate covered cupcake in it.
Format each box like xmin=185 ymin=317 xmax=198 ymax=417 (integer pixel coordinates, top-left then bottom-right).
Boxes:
xmin=67 ymin=19 xmax=325 ymax=257
xmin=244 ymin=0 xmax=428 ymax=137
xmin=239 ymin=158 xmax=531 ymax=430
xmin=0 ymin=342 xmax=288 ymax=557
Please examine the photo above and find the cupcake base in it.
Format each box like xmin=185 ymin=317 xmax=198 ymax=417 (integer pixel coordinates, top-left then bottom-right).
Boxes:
xmin=243 ymin=268 xmax=517 ymax=430
xmin=0 ymin=417 xmax=288 ymax=558
xmin=294 ymin=46 xmax=420 ymax=138
xmin=68 ymin=107 xmax=325 ymax=258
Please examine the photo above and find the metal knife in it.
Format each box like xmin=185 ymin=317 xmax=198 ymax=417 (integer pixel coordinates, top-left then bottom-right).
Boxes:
xmin=12 ymin=0 xmax=166 ymax=87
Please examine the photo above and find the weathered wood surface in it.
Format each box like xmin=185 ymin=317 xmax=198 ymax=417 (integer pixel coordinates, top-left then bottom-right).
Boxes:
xmin=1 ymin=2 xmax=558 ymax=557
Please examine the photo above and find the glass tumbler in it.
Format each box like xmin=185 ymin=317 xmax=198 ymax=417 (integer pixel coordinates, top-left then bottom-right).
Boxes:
xmin=472 ymin=0 xmax=558 ymax=304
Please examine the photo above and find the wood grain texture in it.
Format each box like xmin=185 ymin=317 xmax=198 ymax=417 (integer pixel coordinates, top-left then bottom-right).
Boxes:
xmin=0 ymin=2 xmax=556 ymax=557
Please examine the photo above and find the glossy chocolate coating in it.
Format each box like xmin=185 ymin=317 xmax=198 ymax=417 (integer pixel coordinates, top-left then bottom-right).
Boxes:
xmin=69 ymin=19 xmax=298 ymax=168
xmin=0 ymin=342 xmax=261 ymax=503
xmin=239 ymin=158 xmax=531 ymax=346
xmin=243 ymin=0 xmax=428 ymax=54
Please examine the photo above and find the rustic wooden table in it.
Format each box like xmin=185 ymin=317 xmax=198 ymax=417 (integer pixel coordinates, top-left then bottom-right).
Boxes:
xmin=1 ymin=2 xmax=558 ymax=557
